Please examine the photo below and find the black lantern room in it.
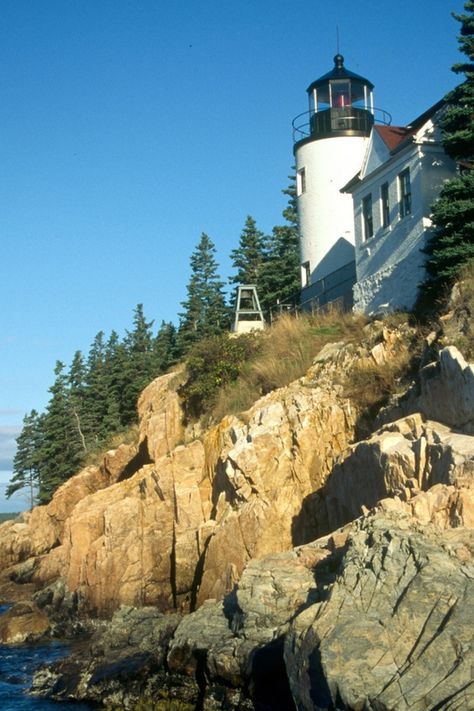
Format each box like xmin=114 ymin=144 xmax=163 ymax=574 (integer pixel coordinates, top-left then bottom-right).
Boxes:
xmin=295 ymin=55 xmax=375 ymax=143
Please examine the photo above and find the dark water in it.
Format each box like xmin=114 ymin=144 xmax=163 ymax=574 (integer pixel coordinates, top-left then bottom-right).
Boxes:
xmin=0 ymin=605 xmax=94 ymax=711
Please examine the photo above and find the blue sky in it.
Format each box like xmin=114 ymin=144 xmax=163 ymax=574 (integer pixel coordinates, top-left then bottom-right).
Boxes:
xmin=0 ymin=0 xmax=466 ymax=511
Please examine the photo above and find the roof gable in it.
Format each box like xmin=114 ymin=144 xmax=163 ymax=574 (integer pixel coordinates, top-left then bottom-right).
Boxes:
xmin=375 ymin=125 xmax=410 ymax=151
xmin=360 ymin=127 xmax=395 ymax=178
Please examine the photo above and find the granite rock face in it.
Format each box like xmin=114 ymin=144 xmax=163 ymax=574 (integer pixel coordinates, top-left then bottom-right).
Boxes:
xmin=0 ymin=342 xmax=359 ymax=617
xmin=40 ymin=511 xmax=472 ymax=709
xmin=314 ymin=413 xmax=474 ymax=536
xmin=159 ymin=512 xmax=474 ymax=711
xmin=10 ymin=331 xmax=474 ymax=708
xmin=285 ymin=513 xmax=474 ymax=711
xmin=196 ymin=360 xmax=356 ymax=605
xmin=380 ymin=345 xmax=474 ymax=434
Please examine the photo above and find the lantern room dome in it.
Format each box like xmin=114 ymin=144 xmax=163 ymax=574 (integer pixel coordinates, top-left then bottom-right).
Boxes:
xmin=306 ymin=54 xmax=374 ymax=94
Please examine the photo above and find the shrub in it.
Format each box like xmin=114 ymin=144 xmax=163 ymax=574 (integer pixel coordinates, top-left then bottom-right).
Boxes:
xmin=179 ymin=332 xmax=261 ymax=421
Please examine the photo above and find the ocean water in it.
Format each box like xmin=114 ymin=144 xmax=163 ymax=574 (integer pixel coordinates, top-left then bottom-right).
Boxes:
xmin=0 ymin=606 xmax=94 ymax=711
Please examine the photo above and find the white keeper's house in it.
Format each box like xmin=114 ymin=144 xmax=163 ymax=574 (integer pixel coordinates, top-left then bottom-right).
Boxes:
xmin=292 ymin=55 xmax=457 ymax=315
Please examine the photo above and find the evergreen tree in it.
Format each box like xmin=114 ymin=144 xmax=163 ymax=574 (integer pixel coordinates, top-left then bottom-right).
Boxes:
xmin=229 ymin=216 xmax=267 ymax=299
xmin=153 ymin=320 xmax=178 ymax=373
xmin=120 ymin=304 xmax=156 ymax=424
xmin=102 ymin=330 xmax=124 ymax=433
xmin=68 ymin=351 xmax=88 ymax=455
xmin=38 ymin=361 xmax=84 ymax=502
xmin=83 ymin=331 xmax=109 ymax=445
xmin=177 ymin=233 xmax=229 ymax=353
xmin=7 ymin=410 xmax=42 ymax=509
xmin=423 ymin=2 xmax=474 ymax=295
xmin=259 ymin=173 xmax=300 ymax=316
xmin=441 ymin=1 xmax=474 ymax=162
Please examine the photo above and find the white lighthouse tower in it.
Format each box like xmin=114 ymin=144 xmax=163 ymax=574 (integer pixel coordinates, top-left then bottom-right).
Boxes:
xmin=293 ymin=55 xmax=387 ymax=308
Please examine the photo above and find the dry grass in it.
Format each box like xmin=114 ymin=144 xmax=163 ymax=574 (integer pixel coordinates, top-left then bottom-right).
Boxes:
xmin=343 ymin=327 xmax=422 ymax=438
xmin=211 ymin=308 xmax=367 ymax=421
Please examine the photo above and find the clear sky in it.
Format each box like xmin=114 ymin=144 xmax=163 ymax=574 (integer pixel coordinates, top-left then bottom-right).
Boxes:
xmin=0 ymin=0 xmax=466 ymax=511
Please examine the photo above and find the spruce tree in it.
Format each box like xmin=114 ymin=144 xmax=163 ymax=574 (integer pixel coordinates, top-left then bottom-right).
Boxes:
xmin=7 ymin=410 xmax=42 ymax=509
xmin=177 ymin=233 xmax=229 ymax=354
xmin=229 ymin=216 xmax=267 ymax=300
xmin=38 ymin=361 xmax=84 ymax=502
xmin=83 ymin=331 xmax=109 ymax=445
xmin=68 ymin=351 xmax=88 ymax=455
xmin=423 ymin=2 xmax=474 ymax=295
xmin=441 ymin=1 xmax=474 ymax=161
xmin=120 ymin=304 xmax=156 ymax=424
xmin=259 ymin=173 xmax=300 ymax=316
xmin=103 ymin=330 xmax=124 ymax=433
xmin=153 ymin=320 xmax=178 ymax=373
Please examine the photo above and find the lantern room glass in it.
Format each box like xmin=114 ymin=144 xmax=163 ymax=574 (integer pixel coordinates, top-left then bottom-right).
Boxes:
xmin=309 ymin=79 xmax=373 ymax=114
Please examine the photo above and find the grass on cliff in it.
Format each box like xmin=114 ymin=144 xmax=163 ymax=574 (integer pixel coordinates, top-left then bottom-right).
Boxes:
xmin=342 ymin=319 xmax=422 ymax=438
xmin=180 ymin=309 xmax=367 ymax=424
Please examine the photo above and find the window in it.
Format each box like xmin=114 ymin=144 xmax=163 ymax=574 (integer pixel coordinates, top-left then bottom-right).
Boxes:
xmin=381 ymin=182 xmax=390 ymax=228
xmin=398 ymin=168 xmax=411 ymax=218
xmin=297 ymin=167 xmax=306 ymax=196
xmin=362 ymin=194 xmax=374 ymax=240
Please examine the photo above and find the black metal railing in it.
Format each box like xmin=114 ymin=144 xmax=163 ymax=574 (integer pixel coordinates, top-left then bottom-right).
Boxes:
xmin=292 ymin=107 xmax=392 ymax=143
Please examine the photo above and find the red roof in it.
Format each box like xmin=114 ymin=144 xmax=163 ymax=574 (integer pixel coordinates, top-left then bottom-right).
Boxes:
xmin=374 ymin=125 xmax=411 ymax=151
xmin=374 ymin=99 xmax=446 ymax=154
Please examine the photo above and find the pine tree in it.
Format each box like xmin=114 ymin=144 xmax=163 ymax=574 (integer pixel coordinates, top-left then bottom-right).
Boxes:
xmin=177 ymin=233 xmax=229 ymax=354
xmin=423 ymin=2 xmax=474 ymax=295
xmin=229 ymin=216 xmax=267 ymax=298
xmin=7 ymin=410 xmax=42 ymax=509
xmin=259 ymin=173 xmax=300 ymax=316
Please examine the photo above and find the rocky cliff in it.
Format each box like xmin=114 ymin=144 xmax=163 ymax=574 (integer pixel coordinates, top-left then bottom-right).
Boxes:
xmin=0 ymin=315 xmax=473 ymax=709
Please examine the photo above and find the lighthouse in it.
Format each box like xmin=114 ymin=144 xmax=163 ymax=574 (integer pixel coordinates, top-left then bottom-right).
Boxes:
xmin=293 ymin=55 xmax=389 ymax=308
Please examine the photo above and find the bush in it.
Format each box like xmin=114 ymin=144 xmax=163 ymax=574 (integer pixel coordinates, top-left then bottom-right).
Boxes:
xmin=179 ymin=333 xmax=261 ymax=421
